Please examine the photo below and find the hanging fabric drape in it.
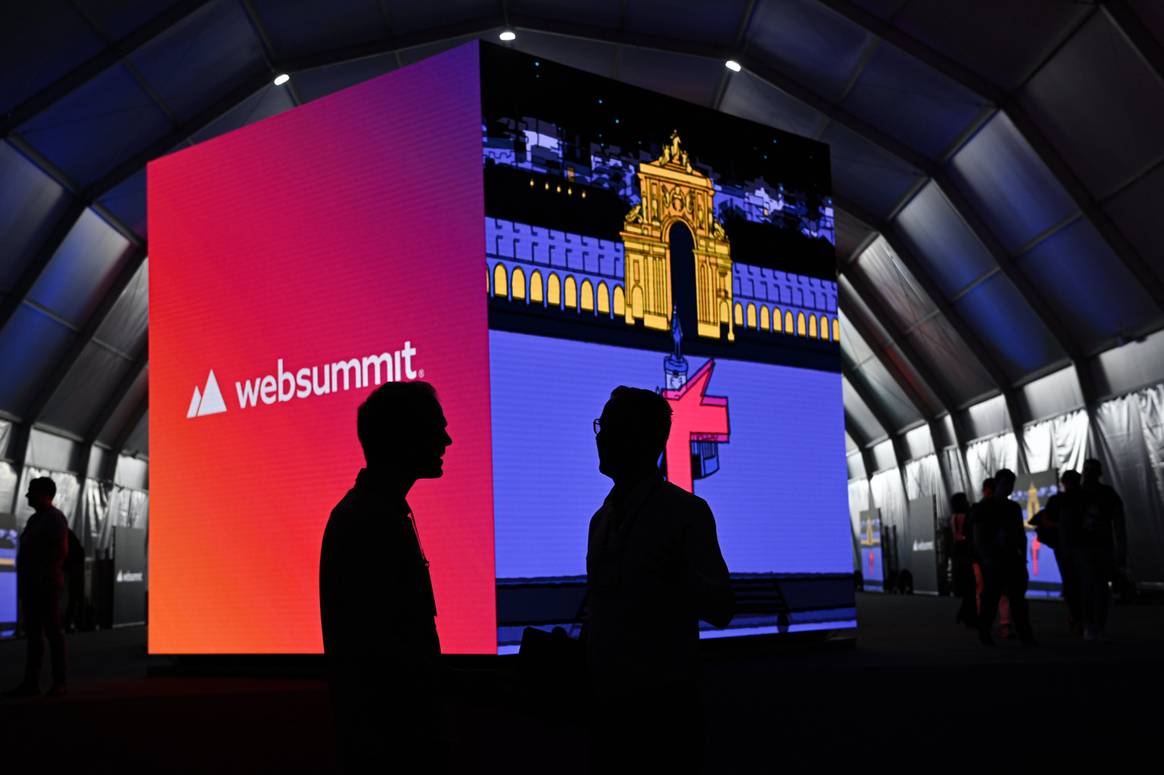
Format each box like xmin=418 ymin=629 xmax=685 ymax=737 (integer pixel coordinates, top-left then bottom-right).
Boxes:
xmin=1092 ymin=386 xmax=1164 ymax=584
xmin=942 ymin=446 xmax=970 ymax=498
xmin=14 ymin=466 xmax=81 ymax=532
xmin=1023 ymin=410 xmax=1089 ymax=476
xmin=904 ymin=454 xmax=949 ymax=520
xmin=848 ymin=478 xmax=871 ymax=569
xmin=965 ymin=433 xmax=1019 ymax=497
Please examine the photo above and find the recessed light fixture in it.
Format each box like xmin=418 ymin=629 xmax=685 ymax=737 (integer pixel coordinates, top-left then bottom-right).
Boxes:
xmin=499 ymin=30 xmax=516 ymax=42
xmin=725 ymin=60 xmax=742 ymax=72
xmin=273 ymin=73 xmax=290 ymax=86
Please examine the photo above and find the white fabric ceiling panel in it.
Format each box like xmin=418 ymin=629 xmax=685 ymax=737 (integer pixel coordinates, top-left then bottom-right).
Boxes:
xmin=616 ymin=47 xmax=722 ymax=108
xmin=894 ymin=0 xmax=1093 ymax=91
xmin=122 ymin=412 xmax=149 ymax=457
xmin=895 ymin=180 xmax=996 ymax=297
xmin=851 ymin=356 xmax=922 ymax=431
xmin=0 ymin=141 xmax=73 ymax=294
xmin=903 ymin=424 xmax=934 ymax=460
xmin=719 ymin=71 xmax=829 ymax=140
xmin=1102 ymin=160 xmax=1164 ymax=290
xmin=872 ymin=439 xmax=897 ymax=472
xmin=966 ymin=394 xmax=1010 ymax=440
xmin=838 ymin=275 xmax=892 ymax=348
xmin=0 ymin=305 xmax=75 ymax=417
xmin=743 ymin=0 xmax=873 ymax=103
xmin=1020 ymin=10 xmax=1164 ymax=199
xmin=27 ymin=209 xmax=133 ymax=328
xmin=1093 ymin=328 xmax=1164 ymax=400
xmin=819 ymin=122 xmax=923 ymax=220
xmin=947 ymin=111 xmax=1077 ymax=254
xmin=905 ymin=314 xmax=995 ymax=406
xmin=846 ymin=432 xmax=859 ymax=453
xmin=1021 ymin=365 xmax=1084 ymax=424
xmin=834 ymin=207 xmax=873 ymax=263
xmin=852 ymin=235 xmax=936 ymax=332
xmin=951 ymin=271 xmax=1066 ymax=381
xmin=1016 ymin=217 xmax=1161 ymax=354
xmin=844 ymin=376 xmax=887 ymax=442
xmin=839 ymin=309 xmax=875 ymax=365
xmin=842 ymin=41 xmax=989 ymax=160
xmin=97 ymin=366 xmax=147 ymax=447
xmin=94 ymin=260 xmax=148 ymax=356
xmin=40 ymin=342 xmax=134 ymax=436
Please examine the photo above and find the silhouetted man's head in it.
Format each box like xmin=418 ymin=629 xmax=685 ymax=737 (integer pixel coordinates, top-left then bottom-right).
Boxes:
xmin=993 ymin=469 xmax=1016 ymax=499
xmin=1060 ymin=470 xmax=1081 ymax=491
xmin=26 ymin=477 xmax=56 ymax=512
xmin=595 ymin=386 xmax=671 ymax=482
xmin=357 ymin=381 xmax=451 ymax=481
xmin=981 ymin=478 xmax=995 ymax=500
xmin=1082 ymin=458 xmax=1103 ymax=485
xmin=951 ymin=492 xmax=970 ymax=514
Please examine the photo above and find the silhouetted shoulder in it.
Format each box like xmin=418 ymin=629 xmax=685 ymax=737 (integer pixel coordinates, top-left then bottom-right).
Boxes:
xmin=657 ymin=481 xmax=716 ymax=525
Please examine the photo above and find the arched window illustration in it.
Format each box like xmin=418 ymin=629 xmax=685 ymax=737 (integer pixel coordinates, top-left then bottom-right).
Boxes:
xmin=632 ymin=286 xmax=644 ymax=318
xmin=719 ymin=300 xmax=729 ymax=324
xmin=530 ymin=270 xmax=544 ymax=304
xmin=548 ymin=273 xmax=561 ymax=307
xmin=760 ymin=306 xmax=770 ymax=331
xmin=486 ymin=266 xmax=491 ymax=294
xmin=797 ymin=312 xmax=806 ymax=336
xmin=772 ymin=307 xmax=782 ymax=332
xmin=809 ymin=315 xmax=817 ymax=338
xmin=597 ymin=281 xmax=610 ymax=315
xmin=785 ymin=310 xmax=794 ymax=333
xmin=580 ymin=279 xmax=594 ymax=312
xmin=493 ymin=264 xmax=508 ymax=298
xmin=746 ymin=303 xmax=757 ymax=329
xmin=512 ymin=266 xmax=526 ymax=301
xmin=833 ymin=317 xmax=841 ymax=341
xmin=734 ymin=303 xmax=743 ymax=327
xmin=614 ymin=285 xmax=626 ymax=316
xmin=564 ymin=275 xmax=578 ymax=311
xmin=820 ymin=315 xmax=829 ymax=339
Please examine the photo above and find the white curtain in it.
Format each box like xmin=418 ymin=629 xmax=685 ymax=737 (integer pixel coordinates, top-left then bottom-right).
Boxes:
xmin=942 ymin=446 xmax=970 ymax=498
xmin=847 ymin=478 xmax=871 ymax=570
xmin=1092 ymin=386 xmax=1164 ymax=583
xmin=964 ymin=433 xmax=1018 ymax=498
xmin=905 ymin=453 xmax=949 ymax=522
xmin=1024 ymin=410 xmax=1089 ymax=476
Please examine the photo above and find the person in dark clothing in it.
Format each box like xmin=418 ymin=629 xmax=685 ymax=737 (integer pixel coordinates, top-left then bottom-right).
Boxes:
xmin=5 ymin=477 xmax=69 ymax=698
xmin=319 ymin=381 xmax=451 ymax=772
xmin=62 ymin=527 xmax=85 ymax=632
xmin=586 ymin=386 xmax=734 ymax=774
xmin=949 ymin=493 xmax=976 ymax=627
xmin=971 ymin=469 xmax=1035 ymax=646
xmin=1033 ymin=470 xmax=1084 ymax=634
xmin=1073 ymin=459 xmax=1126 ymax=640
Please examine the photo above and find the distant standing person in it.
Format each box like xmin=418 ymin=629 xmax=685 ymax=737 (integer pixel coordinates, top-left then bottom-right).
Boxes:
xmin=5 ymin=477 xmax=69 ymax=697
xmin=319 ymin=382 xmax=452 ymax=772
xmin=1074 ymin=459 xmax=1126 ymax=640
xmin=949 ymin=493 xmax=976 ymax=627
xmin=972 ymin=469 xmax=1035 ymax=646
xmin=1033 ymin=470 xmax=1084 ymax=634
xmin=586 ymin=387 xmax=734 ymax=773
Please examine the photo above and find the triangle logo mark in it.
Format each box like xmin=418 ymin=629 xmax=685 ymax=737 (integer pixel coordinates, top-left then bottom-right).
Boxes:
xmin=198 ymin=371 xmax=228 ymax=416
xmin=187 ymin=386 xmax=202 ymax=419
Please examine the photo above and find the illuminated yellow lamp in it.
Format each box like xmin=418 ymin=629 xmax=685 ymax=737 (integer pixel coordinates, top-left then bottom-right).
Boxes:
xmin=567 ymin=187 xmax=573 ymax=195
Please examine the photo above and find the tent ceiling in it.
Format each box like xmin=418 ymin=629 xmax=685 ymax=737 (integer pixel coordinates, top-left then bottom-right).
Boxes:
xmin=2 ymin=0 xmax=1164 ymax=463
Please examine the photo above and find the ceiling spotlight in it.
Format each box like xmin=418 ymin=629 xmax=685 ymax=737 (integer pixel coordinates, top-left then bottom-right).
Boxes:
xmin=725 ymin=59 xmax=742 ymax=73
xmin=273 ymin=73 xmax=290 ymax=86
xmin=499 ymin=30 xmax=517 ymax=42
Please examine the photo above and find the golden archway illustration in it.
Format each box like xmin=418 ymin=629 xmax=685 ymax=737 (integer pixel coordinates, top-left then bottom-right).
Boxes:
xmin=620 ymin=132 xmax=734 ymax=341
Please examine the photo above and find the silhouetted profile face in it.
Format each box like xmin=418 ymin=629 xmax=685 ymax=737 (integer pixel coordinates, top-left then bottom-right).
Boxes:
xmin=25 ymin=477 xmax=55 ymax=512
xmin=595 ymin=387 xmax=671 ymax=482
xmin=993 ymin=469 xmax=1016 ymax=499
xmin=358 ymin=381 xmax=451 ymax=482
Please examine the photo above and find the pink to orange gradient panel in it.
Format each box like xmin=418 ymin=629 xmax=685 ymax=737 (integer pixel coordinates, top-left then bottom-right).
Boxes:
xmin=148 ymin=43 xmax=496 ymax=654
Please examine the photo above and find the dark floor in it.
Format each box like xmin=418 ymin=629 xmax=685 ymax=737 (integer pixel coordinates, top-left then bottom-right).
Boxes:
xmin=2 ymin=594 xmax=1162 ymax=772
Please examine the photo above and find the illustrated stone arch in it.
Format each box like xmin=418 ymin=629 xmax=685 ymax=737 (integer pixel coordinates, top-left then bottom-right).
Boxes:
xmin=620 ymin=132 xmax=734 ymax=341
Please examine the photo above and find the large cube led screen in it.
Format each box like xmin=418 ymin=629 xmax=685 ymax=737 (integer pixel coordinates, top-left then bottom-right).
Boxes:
xmin=149 ymin=42 xmax=854 ymax=655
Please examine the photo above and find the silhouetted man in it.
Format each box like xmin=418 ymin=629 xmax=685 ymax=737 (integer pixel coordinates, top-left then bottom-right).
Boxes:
xmin=1077 ymin=459 xmax=1126 ymax=639
xmin=586 ymin=386 xmax=734 ymax=773
xmin=1035 ymin=470 xmax=1084 ymax=633
xmin=6 ymin=477 xmax=69 ymax=697
xmin=319 ymin=382 xmax=451 ymax=771
xmin=971 ymin=469 xmax=1034 ymax=646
